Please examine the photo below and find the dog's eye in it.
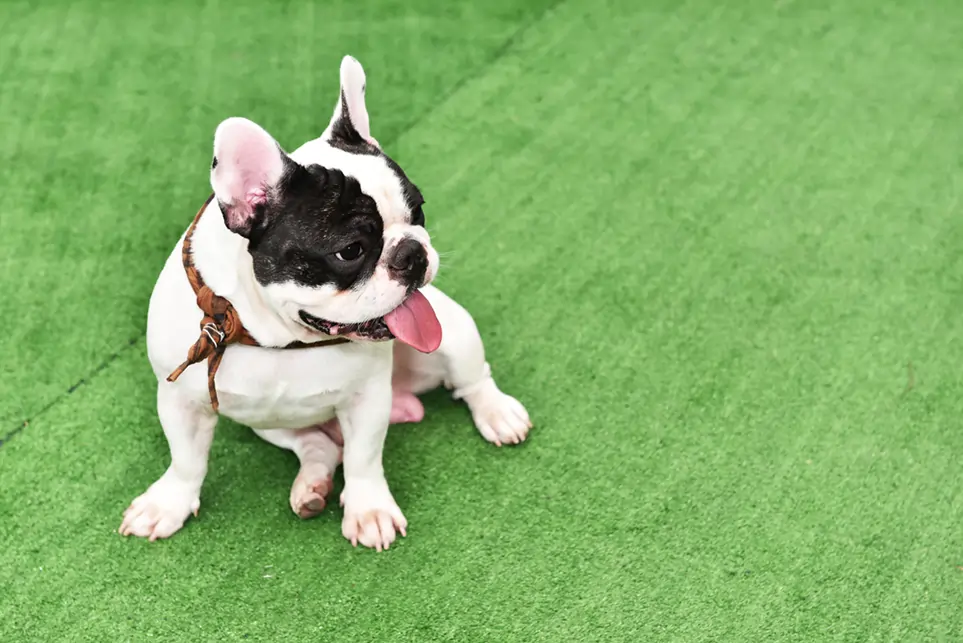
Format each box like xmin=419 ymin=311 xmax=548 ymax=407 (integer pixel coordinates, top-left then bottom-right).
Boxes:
xmin=334 ymin=242 xmax=364 ymax=262
xmin=411 ymin=205 xmax=425 ymax=227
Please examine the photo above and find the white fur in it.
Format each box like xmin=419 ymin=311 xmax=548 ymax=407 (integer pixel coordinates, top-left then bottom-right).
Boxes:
xmin=120 ymin=56 xmax=531 ymax=550
xmin=334 ymin=56 xmax=376 ymax=146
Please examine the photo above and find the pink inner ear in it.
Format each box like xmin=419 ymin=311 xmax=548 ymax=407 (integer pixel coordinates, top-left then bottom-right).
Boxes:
xmin=211 ymin=117 xmax=286 ymax=234
xmin=245 ymin=187 xmax=267 ymax=208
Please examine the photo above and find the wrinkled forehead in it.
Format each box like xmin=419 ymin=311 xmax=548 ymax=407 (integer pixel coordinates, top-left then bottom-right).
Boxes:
xmin=289 ymin=138 xmax=420 ymax=227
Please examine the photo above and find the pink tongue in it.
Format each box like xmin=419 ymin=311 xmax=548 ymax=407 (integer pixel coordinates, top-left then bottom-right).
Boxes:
xmin=383 ymin=290 xmax=442 ymax=353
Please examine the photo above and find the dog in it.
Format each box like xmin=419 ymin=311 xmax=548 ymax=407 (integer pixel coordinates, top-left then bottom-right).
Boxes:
xmin=119 ymin=56 xmax=531 ymax=550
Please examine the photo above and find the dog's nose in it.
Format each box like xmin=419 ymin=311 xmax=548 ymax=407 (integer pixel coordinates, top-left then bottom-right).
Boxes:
xmin=387 ymin=237 xmax=428 ymax=285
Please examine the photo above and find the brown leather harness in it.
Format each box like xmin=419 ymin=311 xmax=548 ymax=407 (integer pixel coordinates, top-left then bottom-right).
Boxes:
xmin=166 ymin=194 xmax=348 ymax=411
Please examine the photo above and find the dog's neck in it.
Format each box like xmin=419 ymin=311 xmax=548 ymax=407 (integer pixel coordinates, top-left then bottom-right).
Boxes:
xmin=189 ymin=200 xmax=321 ymax=348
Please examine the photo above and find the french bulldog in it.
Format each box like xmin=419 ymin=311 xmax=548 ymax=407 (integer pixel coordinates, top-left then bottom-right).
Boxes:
xmin=119 ymin=56 xmax=531 ymax=550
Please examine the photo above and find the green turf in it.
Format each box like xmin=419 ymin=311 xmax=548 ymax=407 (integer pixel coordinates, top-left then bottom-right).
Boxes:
xmin=3 ymin=0 xmax=963 ymax=640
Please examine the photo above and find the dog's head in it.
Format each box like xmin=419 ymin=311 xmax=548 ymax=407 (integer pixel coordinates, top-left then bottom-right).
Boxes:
xmin=210 ymin=56 xmax=441 ymax=352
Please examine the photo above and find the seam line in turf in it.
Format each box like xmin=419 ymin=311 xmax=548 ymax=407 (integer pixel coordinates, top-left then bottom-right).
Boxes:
xmin=387 ymin=0 xmax=568 ymax=144
xmin=0 ymin=1 xmax=564 ymax=449
xmin=0 ymin=338 xmax=140 ymax=447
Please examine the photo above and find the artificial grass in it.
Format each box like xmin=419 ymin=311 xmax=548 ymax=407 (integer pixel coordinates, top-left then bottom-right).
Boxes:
xmin=3 ymin=0 xmax=963 ymax=640
xmin=0 ymin=0 xmax=557 ymax=430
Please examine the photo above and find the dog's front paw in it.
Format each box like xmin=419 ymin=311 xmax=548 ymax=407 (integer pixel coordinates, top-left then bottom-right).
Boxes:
xmin=464 ymin=383 xmax=532 ymax=446
xmin=119 ymin=473 xmax=200 ymax=541
xmin=340 ymin=478 xmax=407 ymax=551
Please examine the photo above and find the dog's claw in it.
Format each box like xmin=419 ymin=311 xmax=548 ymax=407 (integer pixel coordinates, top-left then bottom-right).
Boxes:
xmin=467 ymin=387 xmax=532 ymax=446
xmin=118 ymin=475 xmax=199 ymax=541
xmin=341 ymin=481 xmax=407 ymax=551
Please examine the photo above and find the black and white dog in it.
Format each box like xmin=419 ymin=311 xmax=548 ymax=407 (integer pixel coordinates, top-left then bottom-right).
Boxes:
xmin=120 ymin=56 xmax=531 ymax=550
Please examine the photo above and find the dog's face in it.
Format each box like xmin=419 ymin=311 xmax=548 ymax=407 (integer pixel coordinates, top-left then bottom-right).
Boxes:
xmin=209 ymin=56 xmax=441 ymax=352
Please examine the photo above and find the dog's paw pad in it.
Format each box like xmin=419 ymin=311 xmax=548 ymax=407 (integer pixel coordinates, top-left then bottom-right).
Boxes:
xmin=290 ymin=474 xmax=333 ymax=519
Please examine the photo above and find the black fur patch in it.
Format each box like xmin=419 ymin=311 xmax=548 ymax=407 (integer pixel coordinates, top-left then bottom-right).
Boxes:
xmin=244 ymin=157 xmax=384 ymax=291
xmin=327 ymin=91 xmax=378 ymax=156
xmin=410 ymin=204 xmax=425 ymax=227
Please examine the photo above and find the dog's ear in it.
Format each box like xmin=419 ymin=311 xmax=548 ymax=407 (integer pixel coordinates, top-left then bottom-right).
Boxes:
xmin=210 ymin=117 xmax=287 ymax=237
xmin=327 ymin=55 xmax=379 ymax=148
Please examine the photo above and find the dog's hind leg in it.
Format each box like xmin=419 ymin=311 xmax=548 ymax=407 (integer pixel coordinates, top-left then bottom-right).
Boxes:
xmin=393 ymin=285 xmax=532 ymax=446
xmin=253 ymin=389 xmax=425 ymax=520
xmin=254 ymin=426 xmax=342 ymax=519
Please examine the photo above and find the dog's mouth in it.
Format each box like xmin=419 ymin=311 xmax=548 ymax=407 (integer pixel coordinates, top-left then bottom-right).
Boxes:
xmin=298 ymin=290 xmax=442 ymax=353
xmin=299 ymin=311 xmax=394 ymax=341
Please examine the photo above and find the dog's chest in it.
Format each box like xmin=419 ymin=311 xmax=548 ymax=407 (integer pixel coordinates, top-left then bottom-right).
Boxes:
xmin=212 ymin=345 xmax=385 ymax=430
xmin=147 ymin=230 xmax=393 ymax=432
